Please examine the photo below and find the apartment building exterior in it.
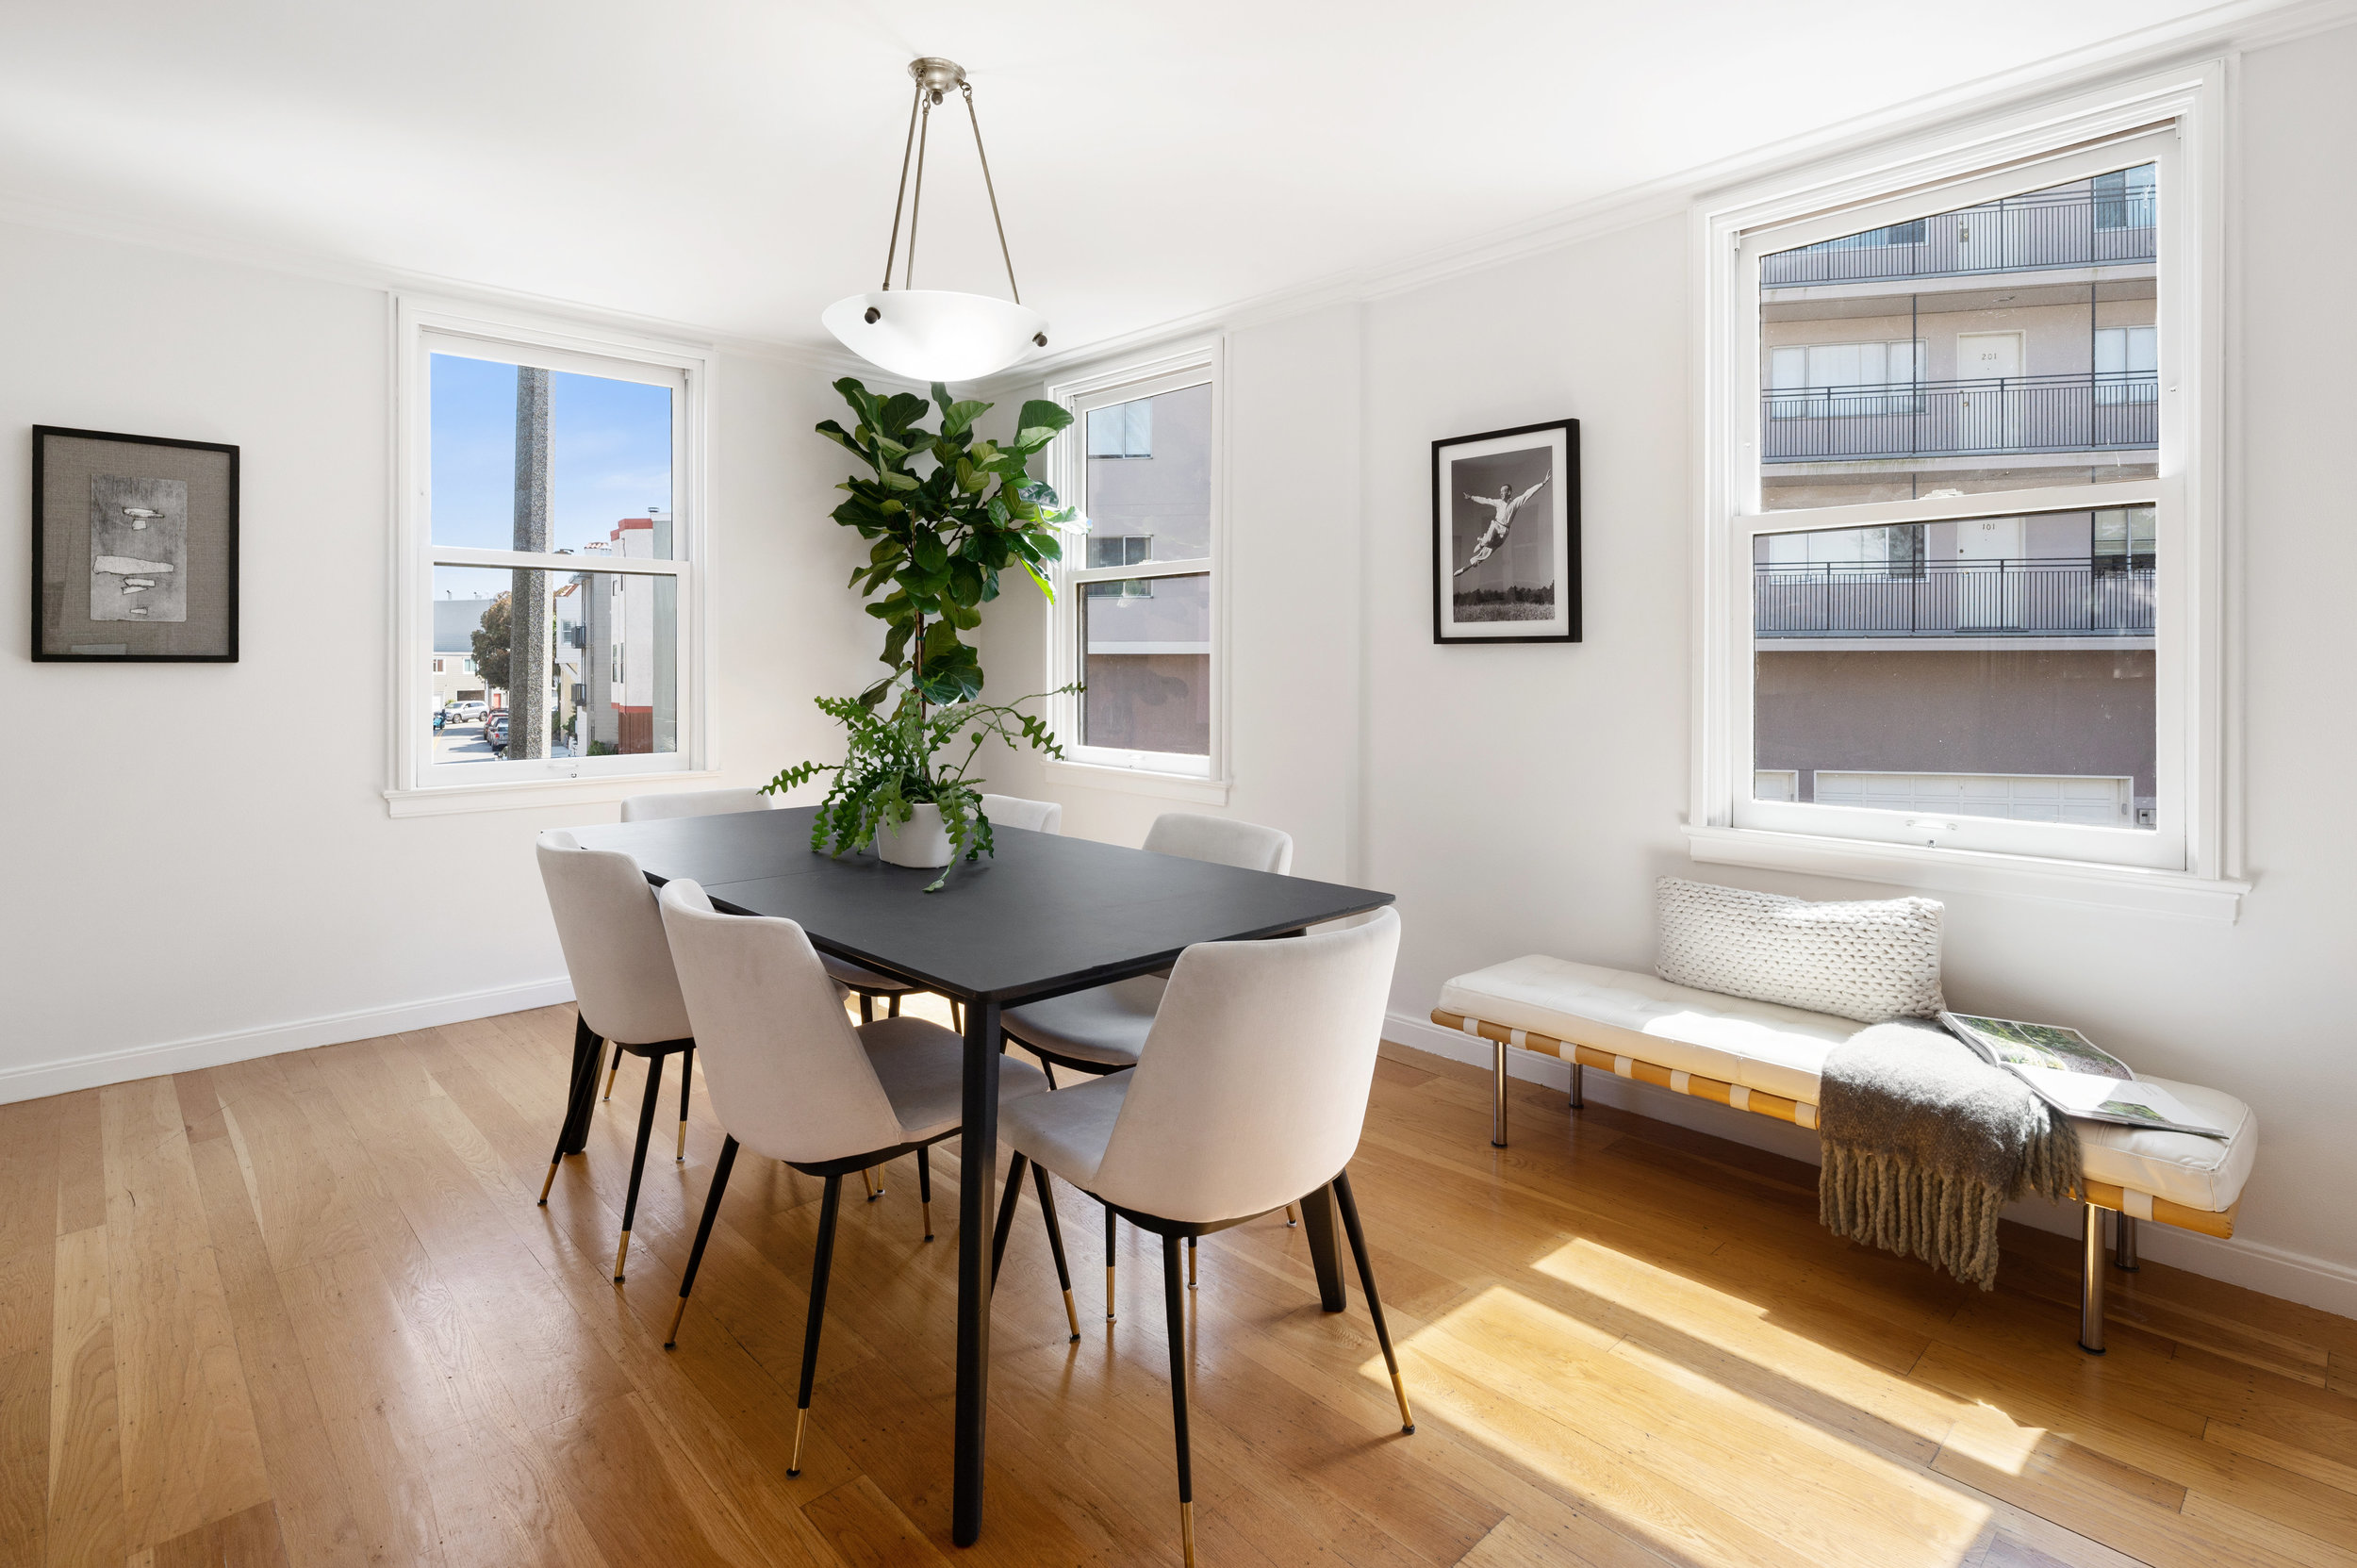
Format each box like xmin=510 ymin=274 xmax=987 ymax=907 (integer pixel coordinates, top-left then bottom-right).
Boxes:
xmin=1754 ymin=163 xmax=2159 ymax=829
xmin=575 ymin=513 xmax=679 ymax=756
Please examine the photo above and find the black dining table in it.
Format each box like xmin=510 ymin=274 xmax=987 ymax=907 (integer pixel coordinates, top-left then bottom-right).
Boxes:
xmin=565 ymin=804 xmax=1395 ymax=1545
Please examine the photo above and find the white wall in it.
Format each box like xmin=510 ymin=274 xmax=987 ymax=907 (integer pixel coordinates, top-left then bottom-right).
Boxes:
xmin=0 ymin=222 xmax=874 ymax=1098
xmin=978 ymin=30 xmax=2357 ymax=1312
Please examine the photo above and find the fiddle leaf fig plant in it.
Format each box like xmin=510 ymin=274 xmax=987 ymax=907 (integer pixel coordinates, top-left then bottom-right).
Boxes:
xmin=766 ymin=377 xmax=1085 ymax=890
xmin=816 ymin=377 xmax=1077 ymax=707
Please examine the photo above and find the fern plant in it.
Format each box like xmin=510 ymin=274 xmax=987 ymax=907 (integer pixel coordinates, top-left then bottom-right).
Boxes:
xmin=766 ymin=685 xmax=1075 ymax=892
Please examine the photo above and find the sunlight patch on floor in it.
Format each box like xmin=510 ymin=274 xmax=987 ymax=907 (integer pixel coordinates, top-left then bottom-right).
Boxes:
xmin=1393 ymin=1282 xmax=1994 ymax=1568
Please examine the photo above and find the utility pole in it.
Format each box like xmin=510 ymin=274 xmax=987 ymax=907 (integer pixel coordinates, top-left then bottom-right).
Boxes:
xmin=513 ymin=367 xmax=552 ymax=758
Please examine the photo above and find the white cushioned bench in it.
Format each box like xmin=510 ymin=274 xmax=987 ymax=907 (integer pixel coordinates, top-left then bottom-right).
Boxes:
xmin=1434 ymin=954 xmax=2257 ymax=1347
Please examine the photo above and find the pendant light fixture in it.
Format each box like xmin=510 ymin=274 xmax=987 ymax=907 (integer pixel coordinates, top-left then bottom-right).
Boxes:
xmin=822 ymin=58 xmax=1047 ymax=384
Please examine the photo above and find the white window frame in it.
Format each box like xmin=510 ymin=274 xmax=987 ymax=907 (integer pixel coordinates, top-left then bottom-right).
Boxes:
xmin=1689 ymin=63 xmax=2246 ymax=921
xmin=1039 ymin=342 xmax=1229 ymax=802
xmin=386 ymin=295 xmax=716 ymax=817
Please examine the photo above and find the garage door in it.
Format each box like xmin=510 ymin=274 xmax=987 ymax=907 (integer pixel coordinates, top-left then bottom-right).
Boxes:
xmin=1813 ymin=770 xmax=2132 ymax=826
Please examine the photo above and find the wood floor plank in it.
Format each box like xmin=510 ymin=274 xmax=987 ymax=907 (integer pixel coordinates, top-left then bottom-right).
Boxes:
xmin=43 ymin=1224 xmax=124 ymax=1568
xmin=148 ymin=1497 xmax=293 ymax=1568
xmin=100 ymin=1075 xmax=274 ymax=1553
xmin=800 ymin=1475 xmax=950 ymax=1568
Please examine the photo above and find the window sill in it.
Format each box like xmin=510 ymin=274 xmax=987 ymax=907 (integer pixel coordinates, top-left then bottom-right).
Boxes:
xmin=1040 ymin=757 xmax=1231 ymax=806
xmin=385 ymin=770 xmax=720 ymax=818
xmin=1683 ymin=824 xmax=2248 ymax=924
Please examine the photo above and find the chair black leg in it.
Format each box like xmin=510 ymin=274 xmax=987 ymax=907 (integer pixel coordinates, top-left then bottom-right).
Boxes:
xmin=675 ymin=1046 xmax=694 ymax=1163
xmin=1105 ymin=1202 xmax=1118 ymax=1321
xmin=1333 ymin=1169 xmax=1413 ymax=1434
xmin=615 ymin=1052 xmax=666 ymax=1281
xmin=990 ymin=1151 xmax=1030 ymax=1288
xmin=1186 ymin=1233 xmax=1197 ymax=1291
xmin=542 ymin=1017 xmax=602 ymax=1201
xmin=667 ymin=1134 xmax=739 ymax=1347
xmin=1162 ymin=1234 xmax=1197 ymax=1566
xmin=1042 ymin=1060 xmax=1059 ymax=1091
xmin=602 ymin=1040 xmax=624 ymax=1102
xmin=859 ymin=992 xmax=874 ymax=1025
xmin=917 ymin=1146 xmax=934 ymax=1242
xmin=888 ymin=992 xmax=901 ymax=1018
xmin=788 ymin=1174 xmax=845 ymax=1477
xmin=1031 ymin=1162 xmax=1080 ymax=1341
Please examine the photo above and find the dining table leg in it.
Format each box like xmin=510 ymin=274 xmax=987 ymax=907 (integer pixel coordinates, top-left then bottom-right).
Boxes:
xmin=953 ymin=996 xmax=1001 ymax=1547
xmin=1296 ymin=1181 xmax=1350 ymax=1312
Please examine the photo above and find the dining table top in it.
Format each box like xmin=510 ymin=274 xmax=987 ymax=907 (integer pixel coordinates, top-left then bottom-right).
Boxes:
xmin=568 ymin=803 xmax=1395 ymax=1005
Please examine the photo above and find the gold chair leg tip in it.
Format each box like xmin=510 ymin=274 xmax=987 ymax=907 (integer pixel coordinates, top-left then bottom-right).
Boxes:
xmin=665 ymin=1298 xmax=687 ymax=1348
xmin=613 ymin=1230 xmax=631 ymax=1281
xmin=537 ymin=1159 xmax=560 ymax=1205
xmin=788 ymin=1408 xmax=809 ymax=1477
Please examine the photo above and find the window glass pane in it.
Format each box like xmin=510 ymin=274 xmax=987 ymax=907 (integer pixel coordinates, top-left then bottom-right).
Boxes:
xmin=429 ymin=564 xmax=677 ymax=764
xmin=1083 ymin=384 xmax=1210 ymax=564
xmin=1081 ymin=572 xmax=1209 ymax=756
xmin=1758 ymin=162 xmax=2156 ymax=511
xmin=429 ymin=353 xmax=676 ymax=556
xmin=1752 ymin=518 xmax=2155 ymax=829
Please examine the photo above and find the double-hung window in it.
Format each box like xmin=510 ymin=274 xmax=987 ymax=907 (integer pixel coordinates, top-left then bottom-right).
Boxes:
xmin=1046 ymin=349 xmax=1224 ymax=786
xmin=390 ymin=299 xmax=707 ymax=812
xmin=1694 ymin=70 xmax=2238 ymax=917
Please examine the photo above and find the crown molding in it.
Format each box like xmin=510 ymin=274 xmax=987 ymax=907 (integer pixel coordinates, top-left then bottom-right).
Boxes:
xmin=3 ymin=0 xmax=2349 ymax=394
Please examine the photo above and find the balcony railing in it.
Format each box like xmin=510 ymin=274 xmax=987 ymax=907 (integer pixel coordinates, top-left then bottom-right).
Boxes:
xmin=1761 ymin=186 xmax=2154 ymax=287
xmin=1762 ymin=371 xmax=2157 ymax=462
xmin=1755 ymin=558 xmax=2155 ymax=638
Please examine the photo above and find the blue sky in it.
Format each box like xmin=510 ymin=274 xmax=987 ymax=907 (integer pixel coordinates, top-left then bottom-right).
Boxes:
xmin=430 ymin=353 xmax=673 ymax=584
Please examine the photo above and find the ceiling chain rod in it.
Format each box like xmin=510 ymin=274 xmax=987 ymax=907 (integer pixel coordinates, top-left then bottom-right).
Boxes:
xmin=960 ymin=82 xmax=1021 ymax=305
xmin=878 ymin=79 xmax=925 ymax=292
xmin=905 ymin=91 xmax=935 ymax=290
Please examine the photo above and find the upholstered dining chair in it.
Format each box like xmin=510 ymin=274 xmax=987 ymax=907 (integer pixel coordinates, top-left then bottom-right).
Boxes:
xmin=619 ymin=786 xmax=777 ymax=822
xmin=655 ymin=877 xmax=1064 ymax=1473
xmin=999 ymin=812 xmax=1296 ymax=1305
xmin=979 ymin=792 xmax=1063 ymax=835
xmin=996 ymin=907 xmax=1409 ymax=1566
xmin=535 ymin=829 xmax=700 ymax=1281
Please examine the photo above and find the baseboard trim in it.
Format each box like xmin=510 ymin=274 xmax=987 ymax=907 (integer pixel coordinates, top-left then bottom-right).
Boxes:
xmin=1384 ymin=1008 xmax=2357 ymax=1322
xmin=0 ymin=977 xmax=578 ymax=1105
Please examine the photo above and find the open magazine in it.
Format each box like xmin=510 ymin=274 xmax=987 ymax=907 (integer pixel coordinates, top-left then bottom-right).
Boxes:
xmin=1938 ymin=1012 xmax=2230 ymax=1139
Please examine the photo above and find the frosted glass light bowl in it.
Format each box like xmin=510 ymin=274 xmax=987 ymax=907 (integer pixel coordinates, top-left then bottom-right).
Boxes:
xmin=822 ymin=290 xmax=1047 ymax=383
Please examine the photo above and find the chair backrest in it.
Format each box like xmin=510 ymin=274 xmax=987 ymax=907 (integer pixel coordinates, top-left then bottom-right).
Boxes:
xmin=980 ymin=793 xmax=1063 ymax=834
xmin=620 ymin=787 xmax=777 ymax=823
xmin=1142 ymin=812 xmax=1293 ymax=875
xmin=1088 ymin=907 xmax=1399 ymax=1224
xmin=655 ymin=880 xmax=904 ymax=1164
xmin=535 ymin=830 xmax=692 ymax=1046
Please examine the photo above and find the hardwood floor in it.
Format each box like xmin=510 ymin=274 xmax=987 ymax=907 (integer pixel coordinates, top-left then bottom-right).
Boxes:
xmin=4 ymin=999 xmax=2352 ymax=1568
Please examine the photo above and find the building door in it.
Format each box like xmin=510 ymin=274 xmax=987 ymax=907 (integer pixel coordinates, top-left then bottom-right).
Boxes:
xmin=1955 ymin=330 xmax=2022 ymax=453
xmin=1953 ymin=514 xmax=2024 ymax=627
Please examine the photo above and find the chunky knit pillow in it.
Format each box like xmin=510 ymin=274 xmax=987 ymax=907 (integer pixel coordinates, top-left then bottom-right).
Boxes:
xmin=1655 ymin=878 xmax=1945 ymax=1023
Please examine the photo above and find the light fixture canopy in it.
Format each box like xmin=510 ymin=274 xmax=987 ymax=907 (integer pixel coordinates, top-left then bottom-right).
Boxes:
xmin=824 ymin=58 xmax=1048 ymax=384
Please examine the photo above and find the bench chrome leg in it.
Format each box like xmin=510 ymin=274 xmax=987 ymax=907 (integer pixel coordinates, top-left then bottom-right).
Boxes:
xmin=1492 ymin=1041 xmax=1508 ymax=1148
xmin=2114 ymin=1212 xmax=2140 ymax=1272
xmin=2078 ymin=1203 xmax=2107 ymax=1355
xmin=1569 ymin=1060 xmax=1584 ymax=1111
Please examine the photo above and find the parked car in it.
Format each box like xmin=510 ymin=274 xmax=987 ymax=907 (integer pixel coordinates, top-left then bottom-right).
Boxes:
xmin=449 ymin=699 xmax=488 ymax=722
xmin=486 ymin=712 xmax=509 ymax=755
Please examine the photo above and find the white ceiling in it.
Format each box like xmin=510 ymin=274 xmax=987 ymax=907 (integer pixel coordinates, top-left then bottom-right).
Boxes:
xmin=0 ymin=0 xmax=2225 ymax=360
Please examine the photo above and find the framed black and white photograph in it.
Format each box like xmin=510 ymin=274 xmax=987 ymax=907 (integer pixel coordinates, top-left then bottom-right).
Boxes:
xmin=31 ymin=425 xmax=239 ymax=662
xmin=1431 ymin=417 xmax=1579 ymax=644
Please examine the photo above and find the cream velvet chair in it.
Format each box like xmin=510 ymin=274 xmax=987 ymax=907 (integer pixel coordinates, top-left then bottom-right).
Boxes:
xmin=979 ymin=792 xmax=1063 ymax=834
xmin=619 ymin=786 xmax=777 ymax=822
xmin=534 ymin=830 xmax=700 ymax=1281
xmin=1000 ymin=811 xmax=1296 ymax=1302
xmin=997 ymin=907 xmax=1407 ymax=1566
xmin=655 ymin=877 xmax=1062 ymax=1472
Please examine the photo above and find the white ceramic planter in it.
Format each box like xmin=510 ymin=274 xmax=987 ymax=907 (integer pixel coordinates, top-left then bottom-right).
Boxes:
xmin=875 ymin=801 xmax=954 ymax=868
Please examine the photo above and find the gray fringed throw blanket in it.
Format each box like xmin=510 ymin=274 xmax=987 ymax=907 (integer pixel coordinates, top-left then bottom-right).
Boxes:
xmin=1819 ymin=1019 xmax=2081 ymax=1289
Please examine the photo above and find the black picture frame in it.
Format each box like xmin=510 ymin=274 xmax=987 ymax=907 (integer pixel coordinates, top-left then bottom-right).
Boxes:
xmin=30 ymin=424 xmax=240 ymax=662
xmin=1431 ymin=417 xmax=1579 ymax=645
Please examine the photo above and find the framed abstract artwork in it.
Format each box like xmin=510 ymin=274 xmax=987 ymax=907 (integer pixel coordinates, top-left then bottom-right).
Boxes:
xmin=1431 ymin=418 xmax=1579 ymax=644
xmin=30 ymin=425 xmax=239 ymax=662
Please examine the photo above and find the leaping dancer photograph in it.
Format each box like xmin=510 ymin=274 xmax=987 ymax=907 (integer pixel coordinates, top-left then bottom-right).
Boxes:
xmin=1453 ymin=475 xmax=1549 ymax=577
